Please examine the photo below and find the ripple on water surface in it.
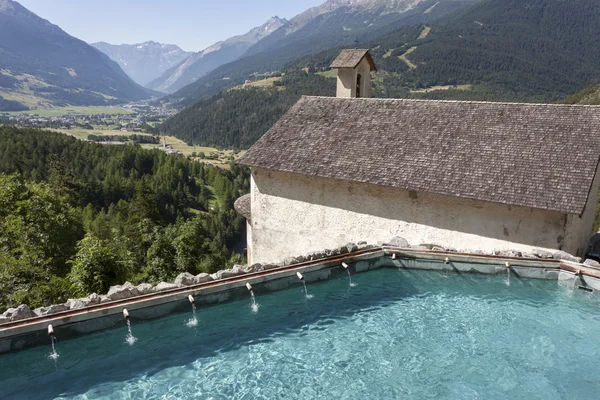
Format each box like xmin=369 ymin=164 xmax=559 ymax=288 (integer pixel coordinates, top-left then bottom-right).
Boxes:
xmin=2 ymin=268 xmax=600 ymax=399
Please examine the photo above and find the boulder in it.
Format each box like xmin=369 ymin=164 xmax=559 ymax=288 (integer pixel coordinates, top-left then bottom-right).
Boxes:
xmin=584 ymin=259 xmax=600 ymax=268
xmin=412 ymin=246 xmax=429 ymax=251
xmin=0 ymin=316 xmax=9 ymax=324
xmin=325 ymin=248 xmax=341 ymax=257
xmin=494 ymin=250 xmax=522 ymax=258
xmin=106 ymin=282 xmax=139 ymax=301
xmin=262 ymin=264 xmax=281 ymax=271
xmin=307 ymin=251 xmax=327 ymax=261
xmin=295 ymin=255 xmax=307 ymax=264
xmin=194 ymin=273 xmax=213 ymax=284
xmin=174 ymin=272 xmax=195 ymax=287
xmin=532 ymin=249 xmax=554 ymax=259
xmin=431 ymin=246 xmax=446 ymax=252
xmin=136 ymin=283 xmax=154 ymax=295
xmin=521 ymin=253 xmax=538 ymax=259
xmin=33 ymin=304 xmax=68 ymax=317
xmin=154 ymin=282 xmax=179 ymax=292
xmin=343 ymin=242 xmax=359 ymax=253
xmin=357 ymin=241 xmax=368 ymax=250
xmin=388 ymin=237 xmax=410 ymax=248
xmin=211 ymin=267 xmax=246 ymax=280
xmin=283 ymin=256 xmax=298 ymax=266
xmin=65 ymin=298 xmax=88 ymax=310
xmin=87 ymin=293 xmax=101 ymax=305
xmin=246 ymin=263 xmax=264 ymax=273
xmin=553 ymin=251 xmax=581 ymax=263
xmin=3 ymin=304 xmax=35 ymax=321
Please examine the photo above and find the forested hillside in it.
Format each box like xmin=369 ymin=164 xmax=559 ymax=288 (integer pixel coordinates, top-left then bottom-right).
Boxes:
xmin=561 ymin=85 xmax=600 ymax=106
xmin=159 ymin=71 xmax=336 ymax=148
xmin=161 ymin=0 xmax=473 ymax=107
xmin=0 ymin=126 xmax=249 ymax=310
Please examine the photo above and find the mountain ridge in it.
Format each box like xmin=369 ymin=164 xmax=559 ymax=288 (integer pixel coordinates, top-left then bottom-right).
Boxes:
xmin=147 ymin=16 xmax=286 ymax=94
xmin=91 ymin=41 xmax=192 ymax=86
xmin=0 ymin=0 xmax=154 ymax=109
xmin=162 ymin=0 xmax=477 ymax=107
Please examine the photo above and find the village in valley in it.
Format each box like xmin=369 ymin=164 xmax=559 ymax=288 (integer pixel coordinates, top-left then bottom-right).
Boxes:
xmin=0 ymin=101 xmax=243 ymax=166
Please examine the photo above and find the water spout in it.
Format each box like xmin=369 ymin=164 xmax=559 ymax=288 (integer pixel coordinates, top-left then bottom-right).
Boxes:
xmin=48 ymin=324 xmax=59 ymax=361
xmin=444 ymin=257 xmax=450 ymax=264
xmin=573 ymin=270 xmax=582 ymax=289
xmin=505 ymin=262 xmax=511 ymax=286
xmin=343 ymin=263 xmax=357 ymax=287
xmin=246 ymin=282 xmax=253 ymax=291
xmin=296 ymin=272 xmax=312 ymax=299
xmin=188 ymin=294 xmax=195 ymax=304
xmin=392 ymin=253 xmax=396 ymax=260
xmin=123 ymin=309 xmax=137 ymax=345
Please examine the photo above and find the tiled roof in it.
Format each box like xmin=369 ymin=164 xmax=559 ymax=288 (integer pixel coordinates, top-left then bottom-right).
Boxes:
xmin=234 ymin=194 xmax=251 ymax=221
xmin=330 ymin=49 xmax=377 ymax=71
xmin=239 ymin=97 xmax=600 ymax=215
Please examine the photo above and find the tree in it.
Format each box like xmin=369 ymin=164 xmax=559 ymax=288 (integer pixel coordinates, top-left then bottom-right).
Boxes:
xmin=69 ymin=234 xmax=131 ymax=295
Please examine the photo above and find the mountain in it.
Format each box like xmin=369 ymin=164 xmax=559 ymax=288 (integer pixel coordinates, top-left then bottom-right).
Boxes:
xmin=0 ymin=0 xmax=154 ymax=110
xmin=161 ymin=0 xmax=477 ymax=107
xmin=147 ymin=17 xmax=286 ymax=94
xmin=365 ymin=0 xmax=600 ymax=102
xmin=160 ymin=0 xmax=600 ymax=150
xmin=91 ymin=41 xmax=192 ymax=86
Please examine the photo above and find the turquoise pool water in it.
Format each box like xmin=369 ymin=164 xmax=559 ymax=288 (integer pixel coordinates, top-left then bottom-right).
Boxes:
xmin=2 ymin=268 xmax=600 ymax=399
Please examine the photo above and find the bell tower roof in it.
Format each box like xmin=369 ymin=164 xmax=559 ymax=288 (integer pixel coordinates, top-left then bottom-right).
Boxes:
xmin=330 ymin=49 xmax=377 ymax=71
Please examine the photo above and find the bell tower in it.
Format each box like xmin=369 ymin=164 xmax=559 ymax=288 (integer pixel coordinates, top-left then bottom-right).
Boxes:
xmin=330 ymin=49 xmax=377 ymax=98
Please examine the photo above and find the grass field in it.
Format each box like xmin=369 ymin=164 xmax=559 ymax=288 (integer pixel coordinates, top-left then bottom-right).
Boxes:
xmin=316 ymin=69 xmax=337 ymax=78
xmin=233 ymin=76 xmax=282 ymax=90
xmin=398 ymin=47 xmax=418 ymax=69
xmin=9 ymin=106 xmax=134 ymax=117
xmin=418 ymin=26 xmax=431 ymax=40
xmin=410 ymin=84 xmax=473 ymax=93
xmin=53 ymin=127 xmax=245 ymax=168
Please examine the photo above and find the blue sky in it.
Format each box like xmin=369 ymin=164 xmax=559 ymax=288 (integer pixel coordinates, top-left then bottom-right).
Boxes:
xmin=17 ymin=0 xmax=324 ymax=52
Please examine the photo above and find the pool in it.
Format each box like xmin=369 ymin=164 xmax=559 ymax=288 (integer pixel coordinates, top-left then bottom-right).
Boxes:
xmin=1 ymin=268 xmax=599 ymax=399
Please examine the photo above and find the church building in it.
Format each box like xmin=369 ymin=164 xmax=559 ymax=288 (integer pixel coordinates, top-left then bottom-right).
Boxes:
xmin=235 ymin=49 xmax=600 ymax=265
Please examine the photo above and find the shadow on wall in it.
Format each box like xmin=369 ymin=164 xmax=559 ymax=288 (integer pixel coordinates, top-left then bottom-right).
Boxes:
xmin=254 ymin=168 xmax=567 ymax=250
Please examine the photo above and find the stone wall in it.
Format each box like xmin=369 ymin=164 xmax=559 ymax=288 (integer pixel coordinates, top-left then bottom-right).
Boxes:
xmin=248 ymin=168 xmax=594 ymax=265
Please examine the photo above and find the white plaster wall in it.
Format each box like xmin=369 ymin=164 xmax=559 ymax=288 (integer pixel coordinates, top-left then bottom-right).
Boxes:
xmin=335 ymin=58 xmax=372 ymax=98
xmin=248 ymin=168 xmax=578 ymax=265
xmin=336 ymin=68 xmax=354 ymax=98
xmin=564 ymin=162 xmax=600 ymax=256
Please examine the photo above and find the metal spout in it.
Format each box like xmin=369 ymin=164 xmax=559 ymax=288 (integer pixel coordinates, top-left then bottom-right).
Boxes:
xmin=296 ymin=272 xmax=304 ymax=281
xmin=246 ymin=282 xmax=253 ymax=291
xmin=47 ymin=324 xmax=54 ymax=336
xmin=342 ymin=262 xmax=349 ymax=269
xmin=123 ymin=308 xmax=130 ymax=319
xmin=188 ymin=294 xmax=195 ymax=304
